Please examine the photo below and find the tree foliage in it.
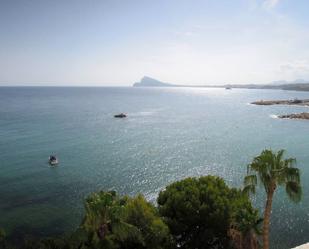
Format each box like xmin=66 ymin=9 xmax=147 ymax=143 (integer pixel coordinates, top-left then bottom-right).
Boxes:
xmin=123 ymin=194 xmax=172 ymax=249
xmin=81 ymin=191 xmax=170 ymax=249
xmin=157 ymin=175 xmax=258 ymax=249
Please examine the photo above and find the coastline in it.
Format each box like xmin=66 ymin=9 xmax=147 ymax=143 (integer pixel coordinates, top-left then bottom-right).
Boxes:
xmin=252 ymin=98 xmax=309 ymax=120
xmin=251 ymin=99 xmax=309 ymax=106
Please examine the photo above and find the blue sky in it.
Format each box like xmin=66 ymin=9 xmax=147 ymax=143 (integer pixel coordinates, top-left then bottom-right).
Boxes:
xmin=1 ymin=0 xmax=309 ymax=86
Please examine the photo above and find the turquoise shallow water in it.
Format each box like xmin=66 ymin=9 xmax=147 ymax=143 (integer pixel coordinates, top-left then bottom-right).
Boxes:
xmin=0 ymin=87 xmax=309 ymax=248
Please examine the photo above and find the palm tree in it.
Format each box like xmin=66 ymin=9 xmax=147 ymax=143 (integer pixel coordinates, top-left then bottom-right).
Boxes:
xmin=230 ymin=206 xmax=263 ymax=249
xmin=238 ymin=209 xmax=263 ymax=249
xmin=243 ymin=149 xmax=302 ymax=249
xmin=81 ymin=191 xmax=143 ymax=248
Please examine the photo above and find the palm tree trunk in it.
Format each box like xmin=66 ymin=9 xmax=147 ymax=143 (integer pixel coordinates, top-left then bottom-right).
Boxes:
xmin=250 ymin=232 xmax=258 ymax=249
xmin=263 ymin=188 xmax=275 ymax=249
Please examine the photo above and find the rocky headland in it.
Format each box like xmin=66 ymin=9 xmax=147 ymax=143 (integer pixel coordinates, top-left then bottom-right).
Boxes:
xmin=251 ymin=99 xmax=309 ymax=106
xmin=278 ymin=112 xmax=309 ymax=120
xmin=252 ymin=99 xmax=309 ymax=120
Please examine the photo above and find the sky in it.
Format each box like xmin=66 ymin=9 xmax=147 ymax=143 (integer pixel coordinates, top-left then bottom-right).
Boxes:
xmin=1 ymin=0 xmax=309 ymax=86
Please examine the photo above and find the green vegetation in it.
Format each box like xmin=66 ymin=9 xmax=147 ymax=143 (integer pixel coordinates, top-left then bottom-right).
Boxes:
xmin=81 ymin=191 xmax=171 ymax=249
xmin=0 ymin=149 xmax=302 ymax=249
xmin=157 ymin=176 xmax=258 ymax=249
xmin=244 ymin=149 xmax=302 ymax=249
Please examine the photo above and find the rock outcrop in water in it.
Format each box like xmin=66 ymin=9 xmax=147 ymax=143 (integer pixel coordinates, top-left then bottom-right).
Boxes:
xmin=252 ymin=99 xmax=309 ymax=121
xmin=278 ymin=113 xmax=309 ymax=120
xmin=251 ymin=99 xmax=309 ymax=106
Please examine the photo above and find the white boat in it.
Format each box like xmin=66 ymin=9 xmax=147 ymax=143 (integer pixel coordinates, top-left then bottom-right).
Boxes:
xmin=49 ymin=155 xmax=59 ymax=165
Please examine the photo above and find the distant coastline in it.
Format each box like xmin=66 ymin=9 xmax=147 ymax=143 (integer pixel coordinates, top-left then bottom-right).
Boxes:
xmin=133 ymin=76 xmax=309 ymax=92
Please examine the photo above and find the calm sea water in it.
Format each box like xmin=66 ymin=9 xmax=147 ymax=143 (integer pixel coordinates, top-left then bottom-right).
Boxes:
xmin=0 ymin=87 xmax=309 ymax=248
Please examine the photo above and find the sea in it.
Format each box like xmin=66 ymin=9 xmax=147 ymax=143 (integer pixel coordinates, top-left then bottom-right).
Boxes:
xmin=0 ymin=86 xmax=309 ymax=248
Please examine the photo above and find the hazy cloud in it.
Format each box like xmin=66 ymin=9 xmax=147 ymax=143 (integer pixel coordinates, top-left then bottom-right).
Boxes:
xmin=280 ymin=60 xmax=309 ymax=72
xmin=277 ymin=60 xmax=309 ymax=80
xmin=263 ymin=0 xmax=280 ymax=9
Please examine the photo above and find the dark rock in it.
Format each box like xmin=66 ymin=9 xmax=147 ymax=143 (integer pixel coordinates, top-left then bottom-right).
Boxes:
xmin=278 ymin=112 xmax=309 ymax=120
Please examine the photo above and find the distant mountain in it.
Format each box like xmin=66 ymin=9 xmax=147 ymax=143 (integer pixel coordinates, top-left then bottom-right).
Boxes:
xmin=291 ymin=79 xmax=308 ymax=84
xmin=132 ymin=76 xmax=309 ymax=91
xmin=265 ymin=79 xmax=309 ymax=91
xmin=223 ymin=82 xmax=309 ymax=91
xmin=270 ymin=79 xmax=308 ymax=85
xmin=270 ymin=80 xmax=289 ymax=85
xmin=133 ymin=76 xmax=174 ymax=87
xmin=279 ymin=83 xmax=309 ymax=91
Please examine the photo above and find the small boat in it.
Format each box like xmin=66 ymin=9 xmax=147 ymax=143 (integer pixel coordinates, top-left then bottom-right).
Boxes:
xmin=225 ymin=87 xmax=232 ymax=90
xmin=114 ymin=113 xmax=127 ymax=118
xmin=49 ymin=155 xmax=59 ymax=165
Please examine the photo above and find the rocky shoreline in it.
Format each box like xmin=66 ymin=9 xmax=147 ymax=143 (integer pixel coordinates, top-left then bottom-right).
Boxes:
xmin=252 ymin=98 xmax=309 ymax=120
xmin=251 ymin=99 xmax=309 ymax=106
xmin=278 ymin=112 xmax=309 ymax=120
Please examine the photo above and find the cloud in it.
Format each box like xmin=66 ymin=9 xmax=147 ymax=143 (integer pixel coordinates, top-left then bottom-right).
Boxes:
xmin=277 ymin=60 xmax=309 ymax=80
xmin=174 ymin=31 xmax=195 ymax=37
xmin=281 ymin=60 xmax=309 ymax=72
xmin=262 ymin=0 xmax=280 ymax=9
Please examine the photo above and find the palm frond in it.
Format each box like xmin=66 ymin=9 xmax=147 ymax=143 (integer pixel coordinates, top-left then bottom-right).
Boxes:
xmin=285 ymin=167 xmax=300 ymax=183
xmin=286 ymin=181 xmax=302 ymax=203
xmin=243 ymin=184 xmax=256 ymax=195
xmin=276 ymin=149 xmax=285 ymax=167
xmin=253 ymin=218 xmax=263 ymax=235
xmin=243 ymin=174 xmax=257 ymax=196
xmin=284 ymin=157 xmax=296 ymax=168
xmin=246 ymin=164 xmax=251 ymax=174
xmin=244 ymin=174 xmax=257 ymax=186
